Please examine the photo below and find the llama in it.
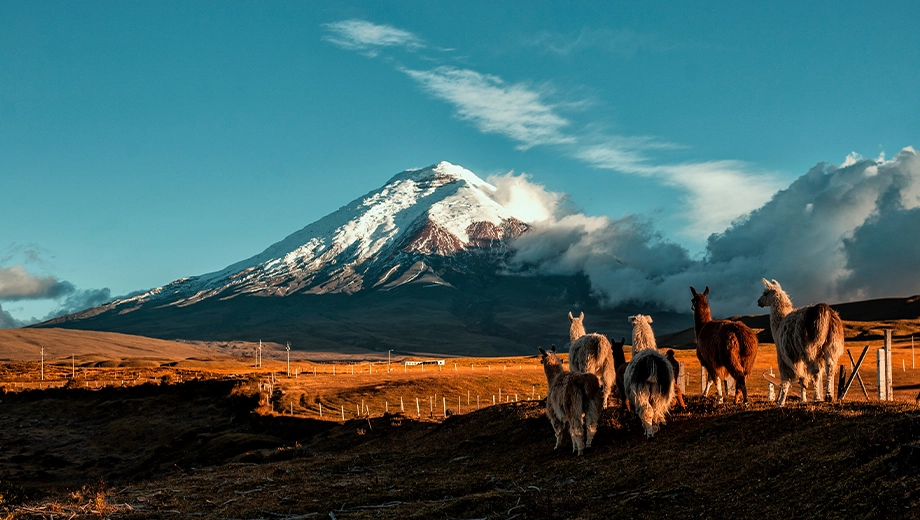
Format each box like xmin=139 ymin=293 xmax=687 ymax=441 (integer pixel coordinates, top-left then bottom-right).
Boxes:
xmin=628 ymin=314 xmax=657 ymax=354
xmin=624 ymin=315 xmax=675 ymax=438
xmin=567 ymin=311 xmax=616 ymax=408
xmin=665 ymin=349 xmax=687 ymax=410
xmin=690 ymin=286 xmax=759 ymax=404
xmin=539 ymin=345 xmax=603 ymax=455
xmin=757 ymin=279 xmax=845 ymax=406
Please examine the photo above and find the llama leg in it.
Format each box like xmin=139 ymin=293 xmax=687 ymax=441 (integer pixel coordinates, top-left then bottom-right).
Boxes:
xmin=737 ymin=377 xmax=748 ymax=404
xmin=777 ymin=380 xmax=792 ymax=407
xmin=569 ymin=423 xmax=585 ymax=455
xmin=702 ymin=379 xmax=713 ymax=397
xmin=814 ymin=372 xmax=824 ymax=402
xmin=715 ymin=377 xmax=724 ymax=404
xmin=549 ymin=416 xmax=565 ymax=450
xmin=825 ymin=363 xmax=836 ymax=402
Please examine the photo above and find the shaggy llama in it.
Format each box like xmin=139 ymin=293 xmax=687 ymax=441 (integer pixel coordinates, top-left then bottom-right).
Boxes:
xmin=628 ymin=314 xmax=657 ymax=354
xmin=757 ymin=278 xmax=845 ymax=406
xmin=624 ymin=315 xmax=675 ymax=438
xmin=539 ymin=345 xmax=603 ymax=455
xmin=568 ymin=311 xmax=616 ymax=408
xmin=690 ymin=286 xmax=759 ymax=404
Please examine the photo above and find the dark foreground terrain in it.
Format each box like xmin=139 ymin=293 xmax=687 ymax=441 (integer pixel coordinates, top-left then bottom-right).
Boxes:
xmin=2 ymin=379 xmax=920 ymax=519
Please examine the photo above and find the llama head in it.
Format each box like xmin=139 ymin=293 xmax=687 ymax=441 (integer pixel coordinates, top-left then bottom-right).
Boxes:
xmin=628 ymin=314 xmax=653 ymax=325
xmin=758 ymin=278 xmax=782 ymax=308
xmin=612 ymin=337 xmax=627 ymax=349
xmin=538 ymin=344 xmax=561 ymax=366
xmin=568 ymin=311 xmax=586 ymax=341
xmin=689 ymin=285 xmax=711 ymax=312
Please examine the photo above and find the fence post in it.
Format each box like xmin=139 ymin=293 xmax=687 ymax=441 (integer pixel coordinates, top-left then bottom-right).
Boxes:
xmin=677 ymin=361 xmax=686 ymax=394
xmin=885 ymin=329 xmax=894 ymax=400
xmin=700 ymin=366 xmax=708 ymax=394
xmin=768 ymin=367 xmax=775 ymax=401
xmin=878 ymin=348 xmax=888 ymax=401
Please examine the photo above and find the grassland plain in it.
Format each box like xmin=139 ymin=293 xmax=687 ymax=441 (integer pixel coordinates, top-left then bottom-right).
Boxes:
xmin=1 ymin=328 xmax=920 ymax=518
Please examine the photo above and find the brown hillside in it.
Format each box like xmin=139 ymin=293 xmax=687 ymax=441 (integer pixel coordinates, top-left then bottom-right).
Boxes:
xmin=0 ymin=328 xmax=244 ymax=365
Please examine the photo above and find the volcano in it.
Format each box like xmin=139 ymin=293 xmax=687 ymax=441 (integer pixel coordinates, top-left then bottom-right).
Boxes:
xmin=36 ymin=162 xmax=689 ymax=355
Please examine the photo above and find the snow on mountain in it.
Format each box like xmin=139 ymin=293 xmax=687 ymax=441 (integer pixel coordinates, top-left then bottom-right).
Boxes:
xmin=114 ymin=162 xmax=531 ymax=310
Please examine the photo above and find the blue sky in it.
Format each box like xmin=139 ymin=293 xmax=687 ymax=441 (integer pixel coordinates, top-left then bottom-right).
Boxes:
xmin=2 ymin=1 xmax=918 ymax=324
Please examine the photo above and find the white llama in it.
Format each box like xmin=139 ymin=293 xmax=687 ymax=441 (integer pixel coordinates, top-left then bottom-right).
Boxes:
xmin=757 ymin=278 xmax=845 ymax=406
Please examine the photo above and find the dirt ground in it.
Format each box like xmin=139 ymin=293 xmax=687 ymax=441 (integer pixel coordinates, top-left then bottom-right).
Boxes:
xmin=1 ymin=349 xmax=920 ymax=519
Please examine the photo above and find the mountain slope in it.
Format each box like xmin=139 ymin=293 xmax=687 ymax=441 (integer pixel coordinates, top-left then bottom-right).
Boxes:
xmin=39 ymin=162 xmax=697 ymax=354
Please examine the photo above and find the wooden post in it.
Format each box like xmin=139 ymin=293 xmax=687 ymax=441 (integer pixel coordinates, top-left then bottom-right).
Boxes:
xmin=442 ymin=397 xmax=446 ymax=417
xmin=885 ymin=329 xmax=894 ymax=400
xmin=837 ymin=365 xmax=847 ymax=400
xmin=416 ymin=397 xmax=420 ymax=418
xmin=319 ymin=402 xmax=322 ymax=417
xmin=677 ymin=361 xmax=686 ymax=394
xmin=700 ymin=366 xmax=708 ymax=394
xmin=400 ymin=396 xmax=404 ymax=412
xmin=878 ymin=348 xmax=888 ymax=401
xmin=341 ymin=406 xmax=344 ymax=421
xmin=768 ymin=367 xmax=775 ymax=401
xmin=458 ymin=395 xmax=461 ymax=414
xmin=847 ymin=347 xmax=870 ymax=398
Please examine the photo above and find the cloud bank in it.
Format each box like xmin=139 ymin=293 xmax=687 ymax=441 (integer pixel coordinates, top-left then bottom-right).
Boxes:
xmin=501 ymin=147 xmax=920 ymax=315
xmin=0 ymin=263 xmax=114 ymax=328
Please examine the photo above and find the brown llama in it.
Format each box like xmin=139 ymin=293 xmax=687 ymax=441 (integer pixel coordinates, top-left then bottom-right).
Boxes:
xmin=608 ymin=337 xmax=630 ymax=411
xmin=539 ymin=345 xmax=603 ymax=455
xmin=665 ymin=349 xmax=687 ymax=410
xmin=568 ymin=311 xmax=616 ymax=408
xmin=690 ymin=286 xmax=759 ymax=404
xmin=757 ymin=279 xmax=845 ymax=406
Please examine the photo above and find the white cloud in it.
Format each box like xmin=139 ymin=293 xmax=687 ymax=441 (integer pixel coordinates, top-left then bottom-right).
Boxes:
xmin=503 ymin=147 xmax=920 ymax=316
xmin=323 ymin=20 xmax=424 ymax=56
xmin=403 ymin=66 xmax=574 ymax=150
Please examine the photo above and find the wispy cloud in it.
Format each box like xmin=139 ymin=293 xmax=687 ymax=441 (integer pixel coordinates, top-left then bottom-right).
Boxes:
xmin=323 ymin=19 xmax=424 ymax=57
xmin=403 ymin=66 xmax=574 ymax=150
xmin=525 ymin=27 xmax=685 ymax=58
xmin=325 ymin=19 xmax=783 ymax=238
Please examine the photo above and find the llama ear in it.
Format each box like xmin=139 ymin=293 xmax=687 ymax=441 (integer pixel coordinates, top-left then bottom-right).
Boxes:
xmin=627 ymin=315 xmax=635 ymax=322
xmin=578 ymin=311 xmax=584 ymax=320
xmin=690 ymin=286 xmax=698 ymax=296
xmin=703 ymin=286 xmax=710 ymax=296
xmin=771 ymin=279 xmax=780 ymax=288
xmin=621 ymin=337 xmax=626 ymax=344
xmin=568 ymin=311 xmax=574 ymax=320
xmin=647 ymin=316 xmax=654 ymax=323
xmin=539 ymin=347 xmax=547 ymax=356
xmin=761 ymin=278 xmax=771 ymax=288
xmin=551 ymin=344 xmax=557 ymax=352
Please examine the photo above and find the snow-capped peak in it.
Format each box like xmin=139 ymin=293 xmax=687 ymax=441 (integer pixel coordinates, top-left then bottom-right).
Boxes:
xmin=111 ymin=162 xmax=532 ymax=308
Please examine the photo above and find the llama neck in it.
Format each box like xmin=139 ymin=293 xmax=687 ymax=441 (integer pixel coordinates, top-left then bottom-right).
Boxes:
xmin=693 ymin=303 xmax=712 ymax=338
xmin=543 ymin=362 xmax=563 ymax=386
xmin=611 ymin=344 xmax=626 ymax=369
xmin=769 ymin=292 xmax=794 ymax=337
xmin=569 ymin=322 xmax=586 ymax=343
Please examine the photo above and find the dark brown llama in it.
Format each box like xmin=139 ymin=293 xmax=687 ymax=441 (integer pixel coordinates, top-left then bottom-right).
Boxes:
xmin=539 ymin=345 xmax=603 ymax=456
xmin=665 ymin=349 xmax=687 ymax=410
xmin=691 ymin=286 xmax=759 ymax=404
